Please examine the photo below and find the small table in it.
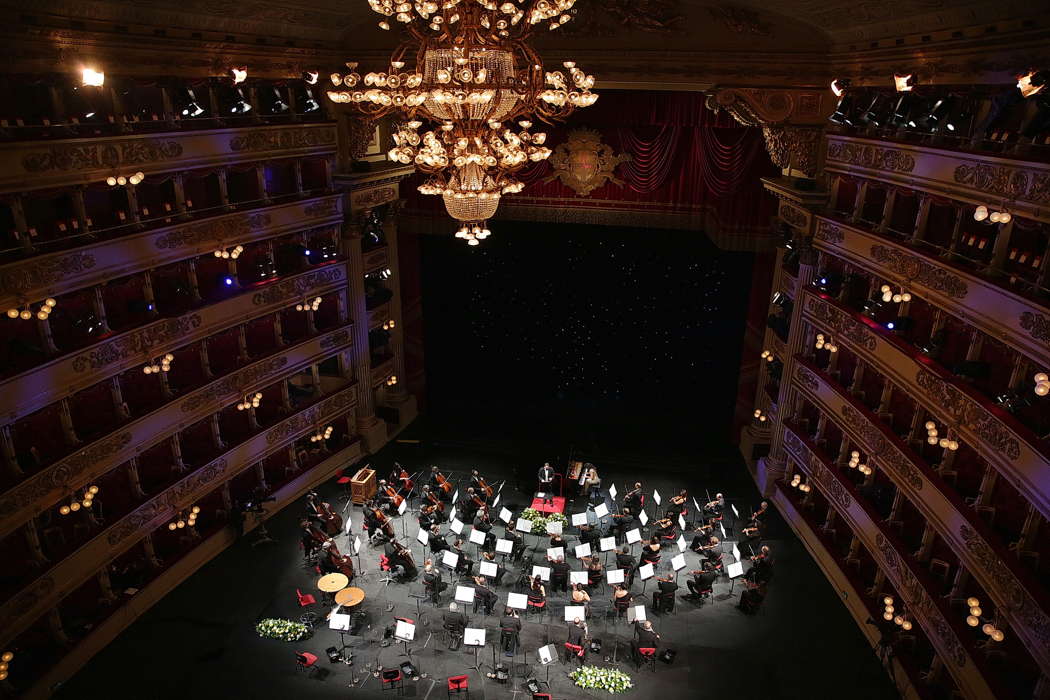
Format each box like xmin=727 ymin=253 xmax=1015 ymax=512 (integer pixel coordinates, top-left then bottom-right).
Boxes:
xmin=318 ymin=573 xmax=349 ymax=593
xmin=335 ymin=586 xmax=365 ymax=608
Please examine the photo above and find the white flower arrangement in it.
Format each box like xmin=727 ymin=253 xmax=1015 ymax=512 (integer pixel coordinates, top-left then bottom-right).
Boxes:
xmin=520 ymin=508 xmax=568 ymax=532
xmin=255 ymin=617 xmax=310 ymax=642
xmin=570 ymin=665 xmax=634 ymax=694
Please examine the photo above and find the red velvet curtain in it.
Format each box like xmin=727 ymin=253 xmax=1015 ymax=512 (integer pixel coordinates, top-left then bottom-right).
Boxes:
xmin=407 ymin=91 xmax=777 ymax=231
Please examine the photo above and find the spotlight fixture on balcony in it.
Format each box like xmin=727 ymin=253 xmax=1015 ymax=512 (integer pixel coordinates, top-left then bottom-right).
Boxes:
xmin=81 ymin=67 xmax=105 ymax=87
xmin=828 ymin=78 xmax=854 ymax=126
xmin=6 ymin=297 xmax=56 ymax=321
xmin=814 ymin=333 xmax=838 ymax=353
xmin=382 ymin=319 xmax=397 ymax=331
xmin=214 ymin=244 xmax=244 ymax=259
xmin=386 ymin=374 xmax=399 ymax=386
xmin=143 ymin=353 xmax=174 ymax=375
xmin=168 ymin=505 xmax=201 ymax=530
xmin=303 ymin=70 xmax=320 ymax=85
xmin=0 ymin=650 xmax=13 ymax=681
xmin=310 ymin=425 xmax=334 ymax=443
xmin=1034 ymin=372 xmax=1049 ymax=396
xmin=880 ymin=284 xmax=912 ymax=304
xmin=296 ymin=296 xmax=322 ymax=312
xmin=236 ymin=392 xmax=263 ymax=411
xmin=230 ymin=66 xmax=248 ymax=84
xmin=59 ymin=484 xmax=98 ymax=515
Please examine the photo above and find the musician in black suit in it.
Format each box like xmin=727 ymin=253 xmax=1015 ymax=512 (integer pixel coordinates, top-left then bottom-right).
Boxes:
xmin=632 ymin=620 xmax=660 ymax=664
xmin=686 ymin=568 xmax=718 ymax=599
xmin=538 ymin=462 xmax=555 ymax=504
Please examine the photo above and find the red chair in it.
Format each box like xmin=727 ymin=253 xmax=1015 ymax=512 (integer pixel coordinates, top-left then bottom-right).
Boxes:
xmin=638 ymin=647 xmax=657 ymax=671
xmin=532 ymin=695 xmax=552 ymax=700
xmin=295 ymin=651 xmax=319 ymax=673
xmin=296 ymin=588 xmax=316 ymax=607
xmin=447 ymin=674 xmax=469 ymax=698
xmin=382 ymin=668 xmax=404 ymax=694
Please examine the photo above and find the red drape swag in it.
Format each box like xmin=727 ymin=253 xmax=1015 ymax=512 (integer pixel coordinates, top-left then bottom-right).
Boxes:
xmin=406 ymin=91 xmax=777 ymax=231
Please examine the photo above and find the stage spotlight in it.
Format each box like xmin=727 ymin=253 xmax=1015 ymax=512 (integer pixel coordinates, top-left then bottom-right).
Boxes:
xmin=303 ymin=70 xmax=319 ymax=85
xmin=175 ymin=88 xmax=206 ymax=118
xmin=861 ymin=94 xmax=892 ymax=127
xmin=917 ymin=95 xmax=956 ymax=131
xmin=828 ymin=79 xmax=854 ymax=126
xmin=265 ymin=87 xmax=289 ymax=114
xmin=298 ymin=86 xmax=321 ymax=113
xmin=228 ymin=88 xmax=252 ymax=114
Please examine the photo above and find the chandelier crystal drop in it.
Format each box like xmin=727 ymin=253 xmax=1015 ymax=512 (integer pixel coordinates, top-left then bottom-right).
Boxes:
xmin=328 ymin=0 xmax=597 ymax=243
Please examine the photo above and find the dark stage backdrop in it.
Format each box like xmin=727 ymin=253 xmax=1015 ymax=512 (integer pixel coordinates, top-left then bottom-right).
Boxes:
xmin=420 ymin=222 xmax=753 ymax=448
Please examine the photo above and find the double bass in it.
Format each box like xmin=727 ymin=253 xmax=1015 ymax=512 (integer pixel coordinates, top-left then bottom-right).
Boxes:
xmin=392 ymin=464 xmax=414 ymax=493
xmin=325 ymin=542 xmax=355 ymax=581
xmin=371 ymin=504 xmax=395 ymax=540
xmin=319 ymin=500 xmax=343 ymax=536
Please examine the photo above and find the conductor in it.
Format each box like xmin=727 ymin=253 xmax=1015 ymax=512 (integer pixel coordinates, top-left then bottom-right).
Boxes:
xmin=538 ymin=462 xmax=556 ymax=505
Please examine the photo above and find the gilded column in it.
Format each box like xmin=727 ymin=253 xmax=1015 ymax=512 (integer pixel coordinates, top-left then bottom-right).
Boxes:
xmin=170 ymin=433 xmax=186 ymax=473
xmin=126 ymin=457 xmax=147 ymax=498
xmin=185 ymin=260 xmax=203 ymax=304
xmin=141 ymin=271 xmax=159 ymax=319
xmin=110 ymin=377 xmax=130 ymax=420
xmin=910 ymin=195 xmax=932 ymax=244
xmin=91 ymin=286 xmax=112 ymax=335
xmin=209 ymin=414 xmax=226 ymax=451
xmin=58 ymin=398 xmax=81 ymax=446
xmin=0 ymin=425 xmax=24 ymax=480
xmin=23 ymin=520 xmax=49 ymax=567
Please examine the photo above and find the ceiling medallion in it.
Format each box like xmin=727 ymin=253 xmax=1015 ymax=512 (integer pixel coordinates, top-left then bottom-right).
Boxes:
xmin=327 ymin=0 xmax=598 ymax=245
xmin=546 ymin=127 xmax=629 ymax=196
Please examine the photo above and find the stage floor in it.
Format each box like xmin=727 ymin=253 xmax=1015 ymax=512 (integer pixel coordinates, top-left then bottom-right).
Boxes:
xmin=55 ymin=424 xmax=900 ymax=700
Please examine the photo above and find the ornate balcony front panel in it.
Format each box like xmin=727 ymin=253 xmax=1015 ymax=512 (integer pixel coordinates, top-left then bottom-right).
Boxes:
xmin=0 ymin=327 xmax=354 ymax=539
xmin=368 ymin=302 xmax=392 ymax=331
xmin=1 ymin=263 xmax=348 ymax=423
xmin=371 ymin=357 xmax=394 ymax=388
xmin=801 ymin=289 xmax=1050 ymax=522
xmin=0 ymin=195 xmax=342 ymax=310
xmin=824 ymin=135 xmax=1050 ymax=226
xmin=791 ymin=362 xmax=1050 ymax=672
xmin=363 ymin=245 xmax=389 ymax=275
xmin=812 ymin=216 xmax=1050 ymax=368
xmin=0 ymin=383 xmax=358 ymax=648
xmin=0 ymin=124 xmax=336 ymax=195
xmin=781 ymin=426 xmax=997 ymax=699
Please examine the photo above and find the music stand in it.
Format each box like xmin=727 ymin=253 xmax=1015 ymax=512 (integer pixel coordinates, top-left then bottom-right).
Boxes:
xmin=671 ymin=554 xmax=686 ymax=582
xmin=546 ymin=546 xmax=565 ymax=561
xmin=608 ymin=484 xmax=617 ymax=502
xmin=536 ymin=643 xmax=556 ymax=687
xmin=574 ymin=542 xmax=591 ymax=560
xmin=638 ymin=563 xmax=655 ymax=593
xmin=638 ymin=510 xmax=649 ymax=527
xmin=449 ymin=518 xmax=465 ymax=535
xmin=469 ymin=527 xmax=487 ymax=557
xmin=329 ymin=612 xmax=352 ymax=655
xmin=625 ymin=528 xmax=642 ymax=557
xmin=570 ymin=571 xmax=588 ymax=586
xmin=546 ymin=521 xmax=563 ymax=536
xmin=499 ymin=507 xmax=512 ymax=523
xmin=398 ymin=498 xmax=408 ymax=539
xmin=594 ymin=503 xmax=609 ymax=519
xmin=531 ymin=565 xmax=551 ymax=582
xmin=352 ymin=535 xmax=363 ymax=574
xmin=571 ymin=512 xmax=588 ymax=527
xmin=395 ymin=619 xmax=416 ymax=660
xmin=492 ymin=493 xmax=500 ymax=508
xmin=495 ymin=537 xmax=513 ymax=567
xmin=726 ymin=561 xmax=745 ymax=595
xmin=441 ymin=549 xmax=459 ymax=583
xmin=676 ymin=535 xmax=688 ymax=553
xmin=464 ymin=628 xmax=486 ymax=671
xmin=652 ymin=489 xmax=661 ymax=506
xmin=599 ymin=536 xmax=616 ymax=567
xmin=506 ymin=592 xmax=528 ymax=611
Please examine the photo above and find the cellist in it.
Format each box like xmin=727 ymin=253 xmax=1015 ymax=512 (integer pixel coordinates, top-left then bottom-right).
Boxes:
xmin=430 ymin=466 xmax=453 ymax=500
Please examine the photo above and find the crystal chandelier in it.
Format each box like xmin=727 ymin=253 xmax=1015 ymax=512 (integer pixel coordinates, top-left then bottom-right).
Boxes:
xmin=327 ymin=0 xmax=598 ymax=243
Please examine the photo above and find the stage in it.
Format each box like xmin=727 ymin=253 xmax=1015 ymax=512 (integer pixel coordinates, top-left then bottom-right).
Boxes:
xmin=55 ymin=426 xmax=900 ymax=700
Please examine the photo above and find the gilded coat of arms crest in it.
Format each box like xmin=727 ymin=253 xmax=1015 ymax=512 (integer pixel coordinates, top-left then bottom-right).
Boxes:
xmin=546 ymin=128 xmax=631 ymax=196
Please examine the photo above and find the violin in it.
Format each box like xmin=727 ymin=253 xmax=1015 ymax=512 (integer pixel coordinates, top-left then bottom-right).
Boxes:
xmin=433 ymin=468 xmax=453 ymax=495
xmin=319 ymin=500 xmax=343 ymax=536
xmin=477 ymin=476 xmax=494 ymax=500
xmin=655 ymin=517 xmax=673 ymax=530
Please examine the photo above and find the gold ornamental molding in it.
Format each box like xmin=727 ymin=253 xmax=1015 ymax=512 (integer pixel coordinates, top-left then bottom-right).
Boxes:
xmin=368 ymin=302 xmax=392 ymax=331
xmin=792 ymin=363 xmax=1050 ymax=672
xmin=782 ymin=427 xmax=995 ymax=698
xmin=0 ymin=329 xmax=355 ymax=540
xmin=0 ymin=123 xmax=336 ymax=195
xmin=546 ymin=128 xmax=630 ymax=196
xmin=371 ymin=357 xmax=395 ymax=388
xmin=0 ymin=386 xmax=359 ymax=650
xmin=811 ymin=216 xmax=1050 ymax=369
xmin=802 ymin=290 xmax=1050 ymax=522
xmin=0 ymin=195 xmax=343 ymax=310
xmin=363 ymin=245 xmax=390 ymax=275
xmin=824 ymin=134 xmax=1050 ymax=225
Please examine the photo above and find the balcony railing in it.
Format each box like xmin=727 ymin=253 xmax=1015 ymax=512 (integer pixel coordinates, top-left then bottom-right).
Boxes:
xmin=824 ymin=134 xmax=1050 ymax=226
xmin=811 ymin=215 xmax=1050 ymax=369
xmin=0 ymin=383 xmax=358 ymax=648
xmin=0 ymin=325 xmax=354 ymax=539
xmin=791 ymin=360 xmax=1050 ymax=675
xmin=0 ymin=194 xmax=343 ymax=311
xmin=1 ymin=263 xmax=349 ymax=422
xmin=0 ymin=123 xmax=336 ymax=195
xmin=781 ymin=425 xmax=1000 ymax=699
xmin=800 ymin=289 xmax=1050 ymax=522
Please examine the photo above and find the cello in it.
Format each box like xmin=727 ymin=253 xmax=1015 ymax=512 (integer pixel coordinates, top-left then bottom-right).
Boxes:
xmin=477 ymin=476 xmax=494 ymax=501
xmin=392 ymin=464 xmax=414 ymax=493
xmin=383 ymin=482 xmax=405 ymax=510
xmin=424 ymin=485 xmax=446 ymax=512
xmin=373 ymin=505 xmax=395 ymax=540
xmin=431 ymin=466 xmax=453 ymax=496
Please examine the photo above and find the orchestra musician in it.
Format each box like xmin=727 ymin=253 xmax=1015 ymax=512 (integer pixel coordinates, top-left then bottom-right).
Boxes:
xmin=623 ymin=482 xmax=643 ymax=513
xmin=653 ymin=572 xmax=678 ymax=613
xmin=391 ymin=463 xmax=413 ymax=493
xmin=461 ymin=487 xmax=483 ymax=522
xmin=423 ymin=559 xmax=447 ymax=604
xmin=428 ymin=524 xmax=450 ymax=554
xmin=537 ymin=462 xmax=556 ymax=505
xmin=470 ymin=469 xmax=494 ymax=501
xmin=751 ymin=500 xmax=770 ymax=522
xmin=668 ymin=489 xmax=688 ymax=518
xmin=472 ymin=575 xmax=498 ymax=614
xmin=452 ymin=538 xmax=474 ymax=577
xmin=612 ymin=583 xmax=633 ymax=616
xmin=632 ymin=620 xmax=660 ymax=664
xmin=685 ymin=567 xmax=718 ymax=599
xmin=690 ymin=519 xmax=716 ymax=552
xmin=306 ymin=491 xmax=344 ymax=536
xmin=583 ymin=554 xmax=604 ymax=588
xmin=481 ymin=550 xmax=506 ymax=586
xmin=610 ymin=508 xmax=636 ymax=543
xmin=578 ymin=523 xmax=600 ymax=550
xmin=581 ymin=465 xmax=601 ymax=503
xmin=504 ymin=521 xmax=525 ymax=561
xmin=320 ymin=540 xmax=356 ymax=581
xmin=418 ymin=503 xmax=437 ymax=532
xmin=703 ymin=493 xmax=726 ymax=518
xmin=364 ymin=500 xmax=395 ymax=543
xmin=527 ymin=575 xmax=547 ymax=609
xmin=739 ymin=518 xmax=764 ymax=552
xmin=616 ymin=545 xmax=637 ymax=587
xmin=500 ymin=608 xmax=522 ymax=655
xmin=300 ymin=518 xmax=327 ymax=558
xmin=422 ymin=485 xmax=447 ymax=514
xmin=639 ymin=536 xmax=662 ymax=567
xmin=564 ymin=617 xmax=589 ymax=662
xmin=746 ymin=545 xmax=774 ymax=585
xmin=474 ymin=507 xmax=496 ymax=551
xmin=430 ymin=466 xmax=453 ymax=499
xmin=700 ymin=536 xmax=723 ymax=568
xmin=654 ymin=516 xmax=677 ymax=541
xmin=549 ymin=556 xmax=570 ymax=593
xmin=377 ymin=479 xmax=404 ymax=512
xmin=385 ymin=540 xmax=417 ymax=580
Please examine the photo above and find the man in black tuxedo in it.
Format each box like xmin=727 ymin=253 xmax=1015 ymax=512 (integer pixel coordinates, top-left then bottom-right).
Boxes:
xmin=538 ymin=462 xmax=556 ymax=505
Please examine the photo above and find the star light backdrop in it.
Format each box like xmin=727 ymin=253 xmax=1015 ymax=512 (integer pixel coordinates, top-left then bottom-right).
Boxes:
xmin=421 ymin=222 xmax=753 ymax=444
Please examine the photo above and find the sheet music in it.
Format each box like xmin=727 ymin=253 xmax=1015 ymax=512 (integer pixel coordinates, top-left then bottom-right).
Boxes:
xmin=395 ymin=620 xmax=416 ymax=641
xmin=574 ymin=543 xmax=591 ymax=558
xmin=593 ymin=503 xmax=609 ymax=518
xmin=653 ymin=490 xmax=661 ymax=505
xmin=627 ymin=605 xmax=646 ymax=623
xmin=676 ymin=535 xmax=688 ymax=553
xmin=398 ymin=498 xmax=408 ymax=515
xmin=453 ymin=489 xmax=459 ymax=503
xmin=731 ymin=504 xmax=739 ymax=518
xmin=480 ymin=561 xmax=498 ymax=577
xmin=671 ymin=554 xmax=686 ymax=571
xmin=492 ymin=494 xmax=500 ymax=508
xmin=499 ymin=507 xmax=512 ymax=523
xmin=606 ymin=568 xmax=625 ymax=584
xmin=625 ymin=528 xmax=642 ymax=544
xmin=449 ymin=505 xmax=457 ymax=522
xmin=727 ymin=561 xmax=744 ymax=578
xmin=733 ymin=544 xmax=740 ymax=561
xmin=329 ymin=612 xmax=351 ymax=631
xmin=547 ymin=546 xmax=565 ymax=560
xmin=517 ymin=518 xmax=533 ymax=533
xmin=570 ymin=571 xmax=589 ymax=585
xmin=719 ymin=522 xmax=726 ymax=539
xmin=638 ymin=510 xmax=649 ymax=526
xmin=531 ymin=565 xmax=551 ymax=581
xmin=353 ymin=535 xmax=361 ymax=555
xmin=538 ymin=644 xmax=555 ymax=664
xmin=599 ymin=536 xmax=616 ymax=552
xmin=507 ymin=592 xmax=528 ymax=609
xmin=678 ymin=514 xmax=686 ymax=530
xmin=455 ymin=585 xmax=475 ymax=603
xmin=469 ymin=528 xmax=486 ymax=545
xmin=608 ymin=484 xmax=617 ymax=501
xmin=495 ymin=538 xmax=513 ymax=554
xmin=449 ymin=518 xmax=465 ymax=534
xmin=442 ymin=550 xmax=459 ymax=568
xmin=571 ymin=512 xmax=589 ymax=526
xmin=416 ymin=529 xmax=429 ymax=545
xmin=464 ymin=628 xmax=486 ymax=646
xmin=546 ymin=521 xmax=563 ymax=535
xmin=638 ymin=563 xmax=655 ymax=580
xmin=692 ymin=497 xmax=702 ymax=513
xmin=564 ymin=605 xmax=587 ymax=622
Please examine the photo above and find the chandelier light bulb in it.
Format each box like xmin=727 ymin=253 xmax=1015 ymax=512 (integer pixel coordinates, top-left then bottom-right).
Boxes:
xmin=974 ymin=205 xmax=988 ymax=221
xmin=989 ymin=211 xmax=1002 ymax=223
xmin=117 ymin=176 xmax=127 ymax=186
xmin=966 ymin=597 xmax=980 ymax=608
xmin=970 ymin=606 xmax=982 ymax=616
xmin=82 ymin=67 xmax=105 ymax=86
xmin=998 ymin=211 xmax=1012 ymax=224
xmin=966 ymin=615 xmax=979 ymax=627
xmin=1036 ymin=382 xmax=1050 ymax=397
xmin=1035 ymin=372 xmax=1049 ymax=384
xmin=925 ymin=421 xmax=936 ymax=431
xmin=901 ymin=292 xmax=912 ymax=302
xmin=981 ymin=623 xmax=994 ymax=635
xmin=902 ymin=620 xmax=912 ymax=630
xmin=880 ymin=285 xmax=890 ymax=293
xmin=882 ymin=611 xmax=893 ymax=621
xmin=70 ymin=501 xmax=81 ymax=512
xmin=893 ymin=615 xmax=903 ymax=626
xmin=106 ymin=176 xmax=117 ymax=186
xmin=19 ymin=310 xmax=31 ymax=320
xmin=59 ymin=505 xmax=70 ymax=515
xmin=168 ymin=522 xmax=177 ymax=531
xmin=990 ymin=629 xmax=1004 ymax=642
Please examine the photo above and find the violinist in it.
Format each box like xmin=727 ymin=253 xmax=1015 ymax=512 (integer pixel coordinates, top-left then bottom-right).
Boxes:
xmin=623 ymin=482 xmax=643 ymax=513
xmin=690 ymin=519 xmax=716 ymax=552
xmin=740 ymin=518 xmax=764 ymax=551
xmin=564 ymin=617 xmax=589 ymax=662
xmin=428 ymin=524 xmax=450 ymax=554
xmin=653 ymin=572 xmax=678 ymax=613
xmin=610 ymin=508 xmax=636 ymax=543
xmin=527 ymin=575 xmax=546 ymax=609
xmin=474 ymin=508 xmax=496 ymax=551
xmin=686 ymin=566 xmax=718 ymax=599
xmin=700 ymin=536 xmax=722 ymax=567
xmin=639 ymin=536 xmax=662 ymax=567
xmin=654 ymin=516 xmax=676 ymax=541
xmin=747 ymin=545 xmax=773 ymax=585
xmin=472 ymin=575 xmax=498 ymax=615
xmin=616 ymin=545 xmax=636 ymax=587
xmin=504 ymin=521 xmax=524 ymax=561
xmin=703 ymin=493 xmax=725 ymax=518
xmin=670 ymin=489 xmax=688 ymax=511
xmin=612 ymin=583 xmax=633 ymax=616
xmin=430 ymin=466 xmax=453 ymax=499
xmin=583 ymin=553 xmax=604 ymax=588
xmin=452 ymin=538 xmax=474 ymax=577
xmin=481 ymin=550 xmax=506 ymax=585
xmin=578 ymin=523 xmax=600 ymax=550
xmin=751 ymin=500 xmax=770 ymax=522
xmin=571 ymin=582 xmax=591 ymax=616
xmin=632 ymin=620 xmax=660 ymax=664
